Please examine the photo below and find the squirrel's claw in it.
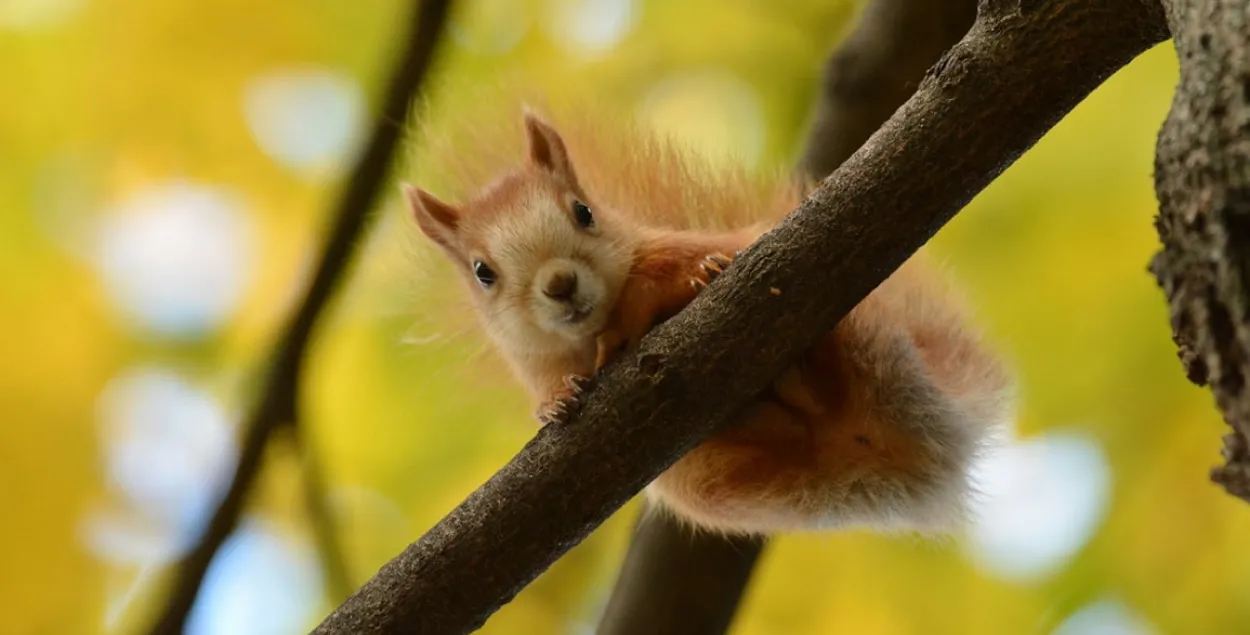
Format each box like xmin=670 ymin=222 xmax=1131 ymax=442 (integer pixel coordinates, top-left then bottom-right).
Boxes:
xmin=705 ymin=253 xmax=732 ymax=272
xmin=700 ymin=254 xmax=730 ymax=279
xmin=691 ymin=252 xmax=733 ymax=291
xmin=536 ymin=396 xmax=577 ymax=425
xmin=563 ymin=373 xmax=592 ymax=393
xmin=536 ymin=374 xmax=591 ymax=425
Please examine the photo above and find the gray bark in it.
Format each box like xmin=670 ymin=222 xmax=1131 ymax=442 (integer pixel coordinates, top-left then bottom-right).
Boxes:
xmin=1150 ymin=0 xmax=1250 ymax=502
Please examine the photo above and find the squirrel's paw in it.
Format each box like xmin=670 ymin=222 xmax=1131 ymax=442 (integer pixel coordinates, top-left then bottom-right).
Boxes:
xmin=535 ymin=395 xmax=578 ymax=425
xmin=535 ymin=374 xmax=592 ymax=425
xmin=690 ymin=252 xmax=734 ymax=291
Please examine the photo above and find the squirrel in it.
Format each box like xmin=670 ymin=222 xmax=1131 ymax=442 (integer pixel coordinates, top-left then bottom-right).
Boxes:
xmin=403 ymin=106 xmax=1015 ymax=536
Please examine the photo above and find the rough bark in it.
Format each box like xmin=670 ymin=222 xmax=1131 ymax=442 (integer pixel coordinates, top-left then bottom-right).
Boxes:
xmin=143 ymin=2 xmax=453 ymax=633
xmin=312 ymin=2 xmax=1167 ymax=634
xmin=799 ymin=0 xmax=978 ymax=177
xmin=1150 ymin=0 xmax=1250 ymax=502
xmin=595 ymin=2 xmax=979 ymax=632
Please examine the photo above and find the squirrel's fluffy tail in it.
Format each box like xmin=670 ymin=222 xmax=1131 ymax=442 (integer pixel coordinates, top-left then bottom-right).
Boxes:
xmin=646 ymin=255 xmax=1014 ymax=536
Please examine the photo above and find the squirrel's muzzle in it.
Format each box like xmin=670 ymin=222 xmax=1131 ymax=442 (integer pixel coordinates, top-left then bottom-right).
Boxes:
xmin=542 ymin=270 xmax=578 ymax=302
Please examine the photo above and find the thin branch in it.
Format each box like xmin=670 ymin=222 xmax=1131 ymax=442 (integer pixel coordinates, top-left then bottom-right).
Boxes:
xmin=312 ymin=2 xmax=1167 ymax=634
xmin=143 ymin=2 xmax=454 ymax=633
xmin=594 ymin=1 xmax=978 ymax=631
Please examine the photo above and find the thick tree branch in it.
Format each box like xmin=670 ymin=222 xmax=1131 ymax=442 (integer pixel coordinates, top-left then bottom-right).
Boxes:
xmin=595 ymin=2 xmax=978 ymax=632
xmin=313 ymin=2 xmax=1168 ymax=633
xmin=143 ymin=2 xmax=453 ymax=633
xmin=594 ymin=507 xmax=763 ymax=635
xmin=799 ymin=0 xmax=977 ymax=177
xmin=1150 ymin=0 xmax=1250 ymax=502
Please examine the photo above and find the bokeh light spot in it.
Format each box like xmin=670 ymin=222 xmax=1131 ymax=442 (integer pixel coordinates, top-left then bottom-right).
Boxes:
xmin=243 ymin=68 xmax=365 ymax=175
xmin=967 ymin=429 xmax=1112 ymax=580
xmin=638 ymin=72 xmax=765 ymax=167
xmin=93 ymin=181 xmax=255 ymax=338
xmin=449 ymin=0 xmax=532 ymax=54
xmin=83 ymin=366 xmax=237 ymax=564
xmin=186 ymin=518 xmax=323 ymax=635
xmin=543 ymin=0 xmax=635 ymax=54
xmin=0 ymin=0 xmax=82 ymax=29
xmin=1052 ymin=598 xmax=1157 ymax=635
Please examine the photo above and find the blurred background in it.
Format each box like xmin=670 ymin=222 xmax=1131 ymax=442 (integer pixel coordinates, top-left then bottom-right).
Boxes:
xmin=1 ymin=0 xmax=1243 ymax=633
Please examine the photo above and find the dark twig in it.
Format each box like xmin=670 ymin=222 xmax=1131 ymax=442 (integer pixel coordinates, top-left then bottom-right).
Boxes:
xmin=312 ymin=2 xmax=1167 ymax=634
xmin=144 ymin=2 xmax=453 ymax=633
xmin=594 ymin=2 xmax=979 ymax=633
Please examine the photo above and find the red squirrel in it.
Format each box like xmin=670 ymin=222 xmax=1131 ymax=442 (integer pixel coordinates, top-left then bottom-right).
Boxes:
xmin=404 ymin=108 xmax=1014 ymax=535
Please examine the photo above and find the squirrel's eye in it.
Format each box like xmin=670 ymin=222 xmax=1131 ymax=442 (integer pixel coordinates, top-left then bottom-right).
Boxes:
xmin=472 ymin=260 xmax=496 ymax=288
xmin=572 ymin=200 xmax=594 ymax=229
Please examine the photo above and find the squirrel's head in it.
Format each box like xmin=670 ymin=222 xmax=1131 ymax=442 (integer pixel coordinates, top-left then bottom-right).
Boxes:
xmin=405 ymin=111 xmax=635 ymax=353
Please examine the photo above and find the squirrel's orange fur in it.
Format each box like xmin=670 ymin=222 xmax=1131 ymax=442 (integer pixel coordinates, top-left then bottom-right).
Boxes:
xmin=404 ymin=105 xmax=1014 ymax=536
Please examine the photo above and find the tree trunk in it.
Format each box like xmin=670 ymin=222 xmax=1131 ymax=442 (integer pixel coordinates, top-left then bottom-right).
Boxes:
xmin=1150 ymin=0 xmax=1250 ymax=502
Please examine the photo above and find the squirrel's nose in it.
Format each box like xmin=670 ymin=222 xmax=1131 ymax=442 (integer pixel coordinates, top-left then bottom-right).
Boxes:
xmin=543 ymin=271 xmax=578 ymax=301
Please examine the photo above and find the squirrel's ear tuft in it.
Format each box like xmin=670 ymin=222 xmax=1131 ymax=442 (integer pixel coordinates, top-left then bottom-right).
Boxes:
xmin=403 ymin=183 xmax=461 ymax=255
xmin=523 ymin=110 xmax=579 ymax=187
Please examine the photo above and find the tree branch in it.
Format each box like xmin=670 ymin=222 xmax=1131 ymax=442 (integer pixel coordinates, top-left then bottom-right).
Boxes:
xmin=594 ymin=507 xmax=763 ymax=635
xmin=1150 ymin=0 xmax=1250 ymax=502
xmin=594 ymin=2 xmax=979 ymax=632
xmin=143 ymin=2 xmax=453 ymax=633
xmin=312 ymin=2 xmax=1167 ymax=633
xmin=799 ymin=0 xmax=978 ymax=177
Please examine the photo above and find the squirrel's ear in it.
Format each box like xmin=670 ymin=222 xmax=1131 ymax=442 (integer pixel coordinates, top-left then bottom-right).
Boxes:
xmin=403 ymin=184 xmax=461 ymax=255
xmin=523 ymin=110 xmax=579 ymax=186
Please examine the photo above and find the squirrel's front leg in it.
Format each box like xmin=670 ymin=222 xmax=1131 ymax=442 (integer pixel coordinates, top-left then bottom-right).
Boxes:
xmin=594 ymin=251 xmax=735 ymax=371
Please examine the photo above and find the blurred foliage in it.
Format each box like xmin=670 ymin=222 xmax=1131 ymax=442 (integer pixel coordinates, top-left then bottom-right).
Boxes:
xmin=0 ymin=0 xmax=1244 ymax=634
